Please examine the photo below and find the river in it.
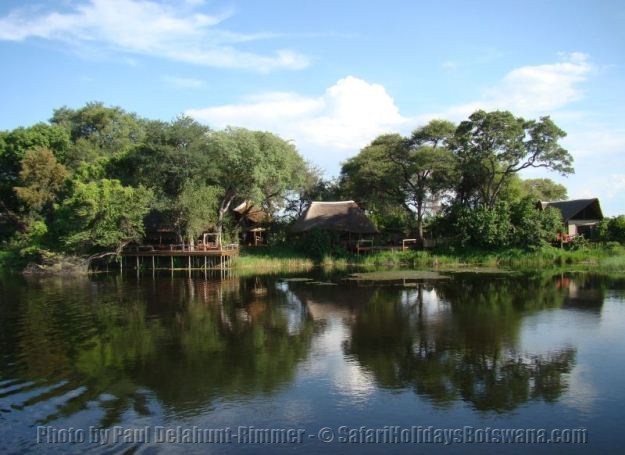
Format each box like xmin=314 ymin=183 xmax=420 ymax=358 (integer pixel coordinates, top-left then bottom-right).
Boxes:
xmin=0 ymin=270 xmax=623 ymax=453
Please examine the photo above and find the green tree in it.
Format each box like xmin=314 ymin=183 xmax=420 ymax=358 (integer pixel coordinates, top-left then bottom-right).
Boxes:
xmin=521 ymin=178 xmax=568 ymax=201
xmin=598 ymin=215 xmax=625 ymax=244
xmin=341 ymin=120 xmax=456 ymax=240
xmin=14 ymin=147 xmax=69 ymax=215
xmin=206 ymin=128 xmax=306 ymax=241
xmin=453 ymin=110 xmax=573 ymax=208
xmin=175 ymin=181 xmax=223 ymax=246
xmin=0 ymin=124 xmax=71 ymax=239
xmin=56 ymin=179 xmax=153 ymax=254
xmin=51 ymin=102 xmax=145 ymax=157
xmin=114 ymin=117 xmax=212 ymax=205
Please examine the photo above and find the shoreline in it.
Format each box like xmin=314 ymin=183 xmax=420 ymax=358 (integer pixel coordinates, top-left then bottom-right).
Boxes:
xmin=3 ymin=243 xmax=625 ymax=276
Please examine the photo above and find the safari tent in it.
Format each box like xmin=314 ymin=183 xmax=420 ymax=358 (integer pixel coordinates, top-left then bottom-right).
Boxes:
xmin=539 ymin=198 xmax=604 ymax=237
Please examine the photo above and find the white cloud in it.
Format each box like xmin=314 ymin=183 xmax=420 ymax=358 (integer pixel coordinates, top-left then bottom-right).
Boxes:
xmin=163 ymin=75 xmax=204 ymax=89
xmin=0 ymin=0 xmax=309 ymax=72
xmin=440 ymin=52 xmax=594 ymax=120
xmin=186 ymin=76 xmax=411 ymax=171
xmin=185 ymin=53 xmax=623 ymax=215
xmin=564 ymin=127 xmax=625 ymax=158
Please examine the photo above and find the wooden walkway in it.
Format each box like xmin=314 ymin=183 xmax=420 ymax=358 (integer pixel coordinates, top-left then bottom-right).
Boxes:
xmin=121 ymin=246 xmax=239 ymax=271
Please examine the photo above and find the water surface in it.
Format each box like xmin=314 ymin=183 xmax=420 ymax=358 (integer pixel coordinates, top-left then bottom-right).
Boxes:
xmin=1 ymin=270 xmax=624 ymax=453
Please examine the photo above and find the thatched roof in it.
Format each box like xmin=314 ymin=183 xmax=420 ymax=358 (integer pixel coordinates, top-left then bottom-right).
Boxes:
xmin=233 ymin=201 xmax=268 ymax=223
xmin=291 ymin=201 xmax=377 ymax=234
xmin=539 ymin=198 xmax=604 ymax=222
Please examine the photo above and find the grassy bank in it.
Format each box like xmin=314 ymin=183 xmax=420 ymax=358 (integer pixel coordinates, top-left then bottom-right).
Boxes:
xmin=233 ymin=245 xmax=315 ymax=273
xmin=4 ymin=243 xmax=625 ymax=275
xmin=236 ymin=243 xmax=625 ymax=273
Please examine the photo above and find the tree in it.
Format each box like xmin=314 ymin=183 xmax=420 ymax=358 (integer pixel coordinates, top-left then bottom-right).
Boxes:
xmin=521 ymin=178 xmax=568 ymax=201
xmin=453 ymin=110 xmax=573 ymax=208
xmin=176 ymin=181 xmax=223 ymax=246
xmin=341 ymin=120 xmax=456 ymax=240
xmin=598 ymin=215 xmax=625 ymax=244
xmin=51 ymin=102 xmax=145 ymax=157
xmin=205 ymin=128 xmax=306 ymax=241
xmin=56 ymin=179 xmax=153 ymax=254
xmin=0 ymin=124 xmax=71 ymax=239
xmin=14 ymin=147 xmax=69 ymax=215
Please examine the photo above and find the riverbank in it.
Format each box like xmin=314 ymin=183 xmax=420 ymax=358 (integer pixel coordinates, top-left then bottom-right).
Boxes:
xmin=235 ymin=243 xmax=625 ymax=273
xmin=3 ymin=243 xmax=625 ymax=274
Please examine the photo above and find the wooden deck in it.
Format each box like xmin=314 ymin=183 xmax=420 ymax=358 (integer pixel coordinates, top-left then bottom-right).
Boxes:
xmin=122 ymin=249 xmax=239 ymax=257
xmin=120 ymin=245 xmax=239 ymax=271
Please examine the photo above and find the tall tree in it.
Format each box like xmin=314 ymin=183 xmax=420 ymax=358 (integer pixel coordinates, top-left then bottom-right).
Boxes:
xmin=205 ymin=128 xmax=306 ymax=241
xmin=452 ymin=110 xmax=573 ymax=208
xmin=341 ymin=120 xmax=456 ymax=240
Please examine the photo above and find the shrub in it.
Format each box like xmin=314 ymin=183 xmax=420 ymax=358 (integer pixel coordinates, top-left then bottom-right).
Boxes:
xmin=451 ymin=202 xmax=512 ymax=249
xmin=599 ymin=215 xmax=625 ymax=244
xmin=295 ymin=229 xmax=346 ymax=260
xmin=510 ymin=197 xmax=562 ymax=249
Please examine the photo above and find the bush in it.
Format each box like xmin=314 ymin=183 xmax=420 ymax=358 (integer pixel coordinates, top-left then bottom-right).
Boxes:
xmin=599 ymin=215 xmax=625 ymax=244
xmin=450 ymin=202 xmax=512 ymax=249
xmin=510 ymin=197 xmax=562 ymax=249
xmin=295 ymin=229 xmax=346 ymax=260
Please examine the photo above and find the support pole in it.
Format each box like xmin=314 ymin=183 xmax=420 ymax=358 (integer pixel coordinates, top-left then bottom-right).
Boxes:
xmin=136 ymin=256 xmax=139 ymax=270
xmin=171 ymin=256 xmax=174 ymax=270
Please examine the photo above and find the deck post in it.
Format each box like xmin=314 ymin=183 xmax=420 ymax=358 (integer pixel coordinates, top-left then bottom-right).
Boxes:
xmin=188 ymin=255 xmax=191 ymax=272
xmin=152 ymin=256 xmax=155 ymax=270
xmin=170 ymin=256 xmax=174 ymax=270
xmin=136 ymin=256 xmax=139 ymax=270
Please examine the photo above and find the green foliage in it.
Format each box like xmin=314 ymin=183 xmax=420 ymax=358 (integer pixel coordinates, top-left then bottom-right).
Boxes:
xmin=453 ymin=110 xmax=573 ymax=208
xmin=176 ymin=182 xmax=223 ymax=242
xmin=51 ymin=102 xmax=145 ymax=157
xmin=598 ymin=215 xmax=625 ymax=244
xmin=341 ymin=120 xmax=457 ymax=239
xmin=451 ymin=202 xmax=512 ymax=249
xmin=521 ymin=178 xmax=567 ymax=201
xmin=295 ymin=229 xmax=346 ymax=260
xmin=510 ymin=198 xmax=563 ymax=248
xmin=13 ymin=147 xmax=69 ymax=214
xmin=55 ymin=179 xmax=153 ymax=253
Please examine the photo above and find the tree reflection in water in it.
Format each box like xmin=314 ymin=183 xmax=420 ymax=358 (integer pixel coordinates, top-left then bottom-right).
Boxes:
xmin=293 ymin=273 xmax=605 ymax=413
xmin=0 ymin=274 xmax=315 ymax=427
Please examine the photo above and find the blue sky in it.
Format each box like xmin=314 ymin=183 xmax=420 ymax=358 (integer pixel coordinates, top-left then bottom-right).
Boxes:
xmin=1 ymin=0 xmax=624 ymax=214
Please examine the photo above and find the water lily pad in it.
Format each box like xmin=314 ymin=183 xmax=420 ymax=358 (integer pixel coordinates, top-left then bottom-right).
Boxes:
xmin=281 ymin=277 xmax=314 ymax=282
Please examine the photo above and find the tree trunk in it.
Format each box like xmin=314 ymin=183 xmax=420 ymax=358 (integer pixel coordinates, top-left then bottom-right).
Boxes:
xmin=217 ymin=190 xmax=236 ymax=247
xmin=416 ymin=199 xmax=424 ymax=241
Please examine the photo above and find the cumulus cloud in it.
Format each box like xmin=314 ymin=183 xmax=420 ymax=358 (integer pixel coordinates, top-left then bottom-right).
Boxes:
xmin=186 ymin=76 xmax=411 ymax=171
xmin=0 ymin=0 xmax=309 ymax=72
xmin=441 ymin=52 xmax=594 ymax=120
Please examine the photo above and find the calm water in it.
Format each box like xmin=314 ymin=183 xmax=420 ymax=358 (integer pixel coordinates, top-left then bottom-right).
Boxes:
xmin=1 ymin=270 xmax=624 ymax=453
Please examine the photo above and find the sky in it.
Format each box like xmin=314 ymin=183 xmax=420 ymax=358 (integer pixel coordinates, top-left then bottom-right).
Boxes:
xmin=0 ymin=0 xmax=624 ymax=214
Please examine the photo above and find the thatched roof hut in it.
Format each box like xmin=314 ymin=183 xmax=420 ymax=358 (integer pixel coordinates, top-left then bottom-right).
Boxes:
xmin=233 ymin=201 xmax=268 ymax=224
xmin=291 ymin=201 xmax=377 ymax=234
